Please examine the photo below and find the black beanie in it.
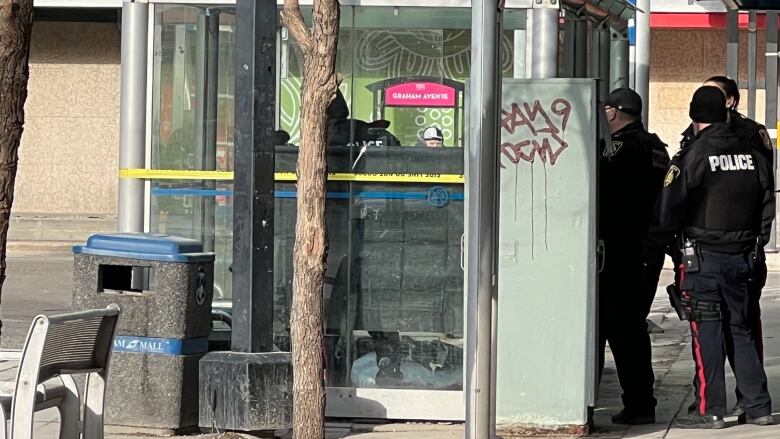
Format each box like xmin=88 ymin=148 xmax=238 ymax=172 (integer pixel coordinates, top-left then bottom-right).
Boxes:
xmin=689 ymin=86 xmax=727 ymax=123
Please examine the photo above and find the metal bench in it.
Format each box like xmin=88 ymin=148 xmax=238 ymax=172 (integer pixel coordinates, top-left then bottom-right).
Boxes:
xmin=0 ymin=305 xmax=121 ymax=439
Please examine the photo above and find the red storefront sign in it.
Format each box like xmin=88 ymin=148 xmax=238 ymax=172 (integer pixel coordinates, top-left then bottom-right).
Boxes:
xmin=385 ymin=81 xmax=456 ymax=108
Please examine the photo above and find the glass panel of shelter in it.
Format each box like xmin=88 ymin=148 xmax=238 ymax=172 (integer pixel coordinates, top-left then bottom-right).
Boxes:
xmin=149 ymin=5 xmax=236 ymax=301
xmin=147 ymin=4 xmax=526 ymax=393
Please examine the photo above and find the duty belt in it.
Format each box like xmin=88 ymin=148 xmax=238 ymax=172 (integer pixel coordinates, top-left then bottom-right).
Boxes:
xmin=681 ymin=295 xmax=722 ymax=322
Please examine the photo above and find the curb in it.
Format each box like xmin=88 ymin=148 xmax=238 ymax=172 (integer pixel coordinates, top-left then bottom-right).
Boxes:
xmin=6 ymin=240 xmax=77 ymax=256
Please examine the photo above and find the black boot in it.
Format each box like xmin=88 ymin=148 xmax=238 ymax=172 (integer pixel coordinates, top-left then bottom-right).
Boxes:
xmin=612 ymin=408 xmax=655 ymax=425
xmin=675 ymin=414 xmax=726 ymax=429
xmin=730 ymin=400 xmax=745 ymax=417
xmin=737 ymin=414 xmax=775 ymax=426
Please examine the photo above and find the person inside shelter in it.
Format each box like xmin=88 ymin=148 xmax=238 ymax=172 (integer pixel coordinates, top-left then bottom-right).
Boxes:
xmin=420 ymin=126 xmax=444 ymax=147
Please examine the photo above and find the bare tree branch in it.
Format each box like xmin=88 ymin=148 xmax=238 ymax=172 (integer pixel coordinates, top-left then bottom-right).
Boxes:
xmin=281 ymin=0 xmax=312 ymax=52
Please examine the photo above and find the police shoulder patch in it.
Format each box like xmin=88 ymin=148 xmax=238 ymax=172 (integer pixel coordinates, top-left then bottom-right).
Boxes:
xmin=664 ymin=165 xmax=681 ymax=187
xmin=759 ymin=128 xmax=772 ymax=150
xmin=602 ymin=140 xmax=623 ymax=159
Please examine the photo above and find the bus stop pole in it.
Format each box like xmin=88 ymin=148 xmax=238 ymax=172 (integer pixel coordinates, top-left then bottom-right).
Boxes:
xmin=195 ymin=10 xmax=220 ymax=254
xmin=634 ymin=0 xmax=650 ymax=125
xmin=466 ymin=1 xmax=502 ymax=437
xmin=118 ymin=0 xmax=148 ymax=233
xmin=531 ymin=6 xmax=559 ymax=79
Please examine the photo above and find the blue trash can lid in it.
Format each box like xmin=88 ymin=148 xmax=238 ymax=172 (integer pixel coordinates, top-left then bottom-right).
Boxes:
xmin=73 ymin=233 xmax=215 ymax=263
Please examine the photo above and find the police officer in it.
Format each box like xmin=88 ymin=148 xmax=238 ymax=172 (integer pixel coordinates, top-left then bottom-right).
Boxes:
xmin=648 ymin=86 xmax=774 ymax=429
xmin=598 ymin=88 xmax=669 ymax=425
xmin=680 ymin=76 xmax=773 ymax=417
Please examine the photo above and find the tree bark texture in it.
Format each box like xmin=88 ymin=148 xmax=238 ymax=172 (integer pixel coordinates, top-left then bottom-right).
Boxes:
xmin=281 ymin=1 xmax=340 ymax=438
xmin=0 ymin=0 xmax=34 ymax=338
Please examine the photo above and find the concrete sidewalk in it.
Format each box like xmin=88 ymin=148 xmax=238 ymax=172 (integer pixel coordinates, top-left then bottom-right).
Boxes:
xmin=3 ymin=253 xmax=780 ymax=438
xmin=325 ymin=275 xmax=780 ymax=438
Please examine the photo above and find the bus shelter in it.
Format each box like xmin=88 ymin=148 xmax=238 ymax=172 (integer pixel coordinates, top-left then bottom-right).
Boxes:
xmin=114 ymin=0 xmax=662 ymax=433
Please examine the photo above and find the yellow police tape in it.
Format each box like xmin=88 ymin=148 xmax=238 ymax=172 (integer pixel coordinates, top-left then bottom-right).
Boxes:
xmin=119 ymin=169 xmax=465 ymax=184
xmin=119 ymin=169 xmax=234 ymax=180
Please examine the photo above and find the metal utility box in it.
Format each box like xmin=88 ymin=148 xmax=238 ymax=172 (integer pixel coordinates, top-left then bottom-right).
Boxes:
xmin=72 ymin=233 xmax=214 ymax=433
xmin=494 ymin=79 xmax=599 ymax=433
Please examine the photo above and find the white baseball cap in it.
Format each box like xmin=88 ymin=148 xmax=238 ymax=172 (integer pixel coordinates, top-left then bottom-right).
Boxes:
xmin=423 ymin=127 xmax=443 ymax=141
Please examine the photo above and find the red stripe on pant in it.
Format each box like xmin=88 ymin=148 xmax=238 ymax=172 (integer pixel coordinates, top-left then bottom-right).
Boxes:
xmin=690 ymin=321 xmax=708 ymax=415
xmin=681 ymin=263 xmax=709 ymax=415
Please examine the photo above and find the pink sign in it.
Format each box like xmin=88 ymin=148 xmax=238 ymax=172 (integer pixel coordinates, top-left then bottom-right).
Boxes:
xmin=385 ymin=82 xmax=456 ymax=108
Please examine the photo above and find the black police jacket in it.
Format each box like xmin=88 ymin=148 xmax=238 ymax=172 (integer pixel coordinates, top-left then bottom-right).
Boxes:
xmin=680 ymin=110 xmax=773 ymax=163
xmin=649 ymin=122 xmax=775 ymax=254
xmin=599 ymin=121 xmax=670 ymax=249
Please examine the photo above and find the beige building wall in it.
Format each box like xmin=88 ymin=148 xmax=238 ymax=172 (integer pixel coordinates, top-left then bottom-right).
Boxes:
xmin=15 ymin=21 xmax=121 ymax=217
xmin=8 ymin=24 xmax=773 ymax=241
xmin=649 ymin=29 xmax=769 ymax=155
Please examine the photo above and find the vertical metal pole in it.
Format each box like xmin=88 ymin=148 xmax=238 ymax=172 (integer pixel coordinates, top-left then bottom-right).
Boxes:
xmin=561 ymin=12 xmax=576 ymax=78
xmin=531 ymin=6 xmax=559 ymax=78
xmin=635 ymin=0 xmax=650 ymax=125
xmin=467 ymin=1 xmax=502 ymax=437
xmin=232 ymin=0 xmax=277 ymax=353
xmin=196 ymin=10 xmax=220 ymax=253
xmin=597 ymin=23 xmax=611 ymax=103
xmin=748 ymin=11 xmax=758 ymax=120
xmin=590 ymin=26 xmax=600 ymax=81
xmin=119 ymin=0 xmax=148 ymax=233
xmin=610 ymin=27 xmax=629 ymax=90
xmin=727 ymin=10 xmax=739 ymax=82
xmin=766 ymin=12 xmax=778 ymax=252
xmin=574 ymin=13 xmax=588 ymax=78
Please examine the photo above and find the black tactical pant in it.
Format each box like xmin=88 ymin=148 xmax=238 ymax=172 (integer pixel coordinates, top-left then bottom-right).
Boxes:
xmin=643 ymin=252 xmax=666 ymax=317
xmin=598 ymin=250 xmax=656 ymax=413
xmin=727 ymin=256 xmax=767 ymax=402
xmin=683 ymin=251 xmax=771 ymax=418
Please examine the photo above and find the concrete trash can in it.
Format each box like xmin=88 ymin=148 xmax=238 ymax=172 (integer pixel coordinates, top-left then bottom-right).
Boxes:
xmin=72 ymin=233 xmax=214 ymax=433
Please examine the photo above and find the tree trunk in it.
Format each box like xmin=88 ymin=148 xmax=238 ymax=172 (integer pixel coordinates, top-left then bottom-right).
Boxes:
xmin=281 ymin=1 xmax=340 ymax=438
xmin=0 ymin=0 xmax=34 ymax=338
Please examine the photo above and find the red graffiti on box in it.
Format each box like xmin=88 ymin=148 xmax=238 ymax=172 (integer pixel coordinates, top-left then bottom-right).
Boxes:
xmin=500 ymin=98 xmax=571 ymax=166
